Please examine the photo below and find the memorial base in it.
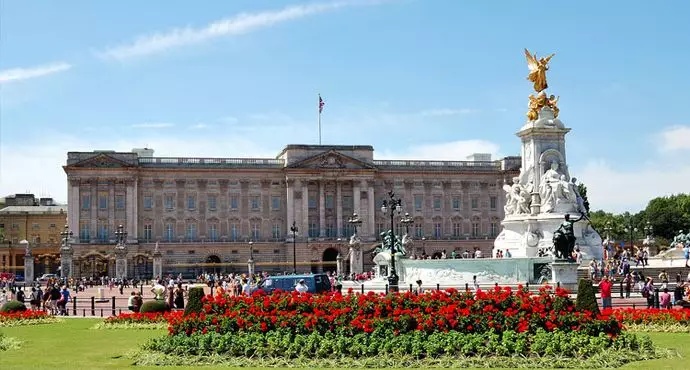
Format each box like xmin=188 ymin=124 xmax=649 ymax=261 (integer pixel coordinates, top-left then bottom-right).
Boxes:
xmin=551 ymin=261 xmax=579 ymax=291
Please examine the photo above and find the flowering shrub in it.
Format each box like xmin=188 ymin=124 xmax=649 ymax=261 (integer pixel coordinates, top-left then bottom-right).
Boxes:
xmin=0 ymin=310 xmax=60 ymax=327
xmin=604 ymin=308 xmax=690 ymax=325
xmin=105 ymin=311 xmax=181 ymax=324
xmin=167 ymin=286 xmax=622 ymax=338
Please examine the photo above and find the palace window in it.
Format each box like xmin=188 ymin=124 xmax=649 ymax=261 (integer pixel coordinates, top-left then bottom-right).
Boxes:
xmin=143 ymin=195 xmax=153 ymax=210
xmin=208 ymin=195 xmax=217 ymax=211
xmin=342 ymin=223 xmax=352 ymax=237
xmin=250 ymin=196 xmax=260 ymax=211
xmin=230 ymin=223 xmax=239 ymax=241
xmin=414 ymin=195 xmax=423 ymax=211
xmin=376 ymin=223 xmax=385 ymax=239
xmin=433 ymin=223 xmax=442 ymax=239
xmin=490 ymin=222 xmax=499 ymax=237
xmin=325 ymin=195 xmax=334 ymax=209
xmin=490 ymin=196 xmax=497 ymax=210
xmin=308 ymin=222 xmax=318 ymax=238
xmin=97 ymin=223 xmax=108 ymax=242
xmin=115 ymin=195 xmax=125 ymax=209
xmin=79 ymin=224 xmax=90 ymax=241
xmin=452 ymin=222 xmax=462 ymax=238
xmin=272 ymin=224 xmax=281 ymax=239
xmin=164 ymin=195 xmax=174 ymax=210
xmin=230 ymin=195 xmax=239 ymax=210
xmin=452 ymin=196 xmax=461 ymax=210
xmin=164 ymin=223 xmax=174 ymax=241
xmin=98 ymin=195 xmax=108 ymax=210
xmin=326 ymin=223 xmax=335 ymax=238
xmin=81 ymin=195 xmax=91 ymax=210
xmin=471 ymin=197 xmax=479 ymax=210
xmin=187 ymin=195 xmax=196 ymax=210
xmin=433 ymin=196 xmax=442 ymax=211
xmin=414 ymin=224 xmax=424 ymax=238
xmin=271 ymin=196 xmax=281 ymax=210
xmin=186 ymin=223 xmax=197 ymax=240
xmin=343 ymin=195 xmax=353 ymax=210
xmin=471 ymin=222 xmax=480 ymax=238
xmin=251 ymin=222 xmax=261 ymax=240
xmin=308 ymin=196 xmax=317 ymax=209
xmin=143 ymin=224 xmax=152 ymax=241
xmin=209 ymin=224 xmax=218 ymax=241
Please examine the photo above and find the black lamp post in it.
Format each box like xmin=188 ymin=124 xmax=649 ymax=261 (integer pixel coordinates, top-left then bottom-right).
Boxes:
xmin=290 ymin=221 xmax=298 ymax=274
xmin=60 ymin=225 xmax=73 ymax=247
xmin=643 ymin=221 xmax=653 ymax=239
xmin=381 ymin=191 xmax=402 ymax=292
xmin=348 ymin=212 xmax=362 ymax=235
xmin=114 ymin=224 xmax=128 ymax=246
xmin=622 ymin=222 xmax=638 ymax=252
xmin=603 ymin=221 xmax=613 ymax=258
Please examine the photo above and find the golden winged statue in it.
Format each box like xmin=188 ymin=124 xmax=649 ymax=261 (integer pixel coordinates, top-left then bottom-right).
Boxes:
xmin=524 ymin=49 xmax=555 ymax=93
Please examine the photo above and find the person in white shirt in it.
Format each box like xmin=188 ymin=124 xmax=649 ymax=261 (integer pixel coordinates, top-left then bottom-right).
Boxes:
xmin=295 ymin=279 xmax=309 ymax=293
xmin=151 ymin=280 xmax=166 ymax=300
xmin=242 ymin=280 xmax=252 ymax=296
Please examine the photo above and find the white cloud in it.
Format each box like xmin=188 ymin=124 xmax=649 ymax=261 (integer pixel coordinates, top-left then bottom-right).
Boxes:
xmin=0 ymin=62 xmax=72 ymax=84
xmin=130 ymin=122 xmax=175 ymax=128
xmin=97 ymin=0 xmax=389 ymax=61
xmin=189 ymin=123 xmax=209 ymax=129
xmin=377 ymin=140 xmax=502 ymax=161
xmin=657 ymin=125 xmax=690 ymax=152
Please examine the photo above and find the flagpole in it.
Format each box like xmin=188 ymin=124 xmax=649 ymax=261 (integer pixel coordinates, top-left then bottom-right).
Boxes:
xmin=318 ymin=94 xmax=322 ymax=145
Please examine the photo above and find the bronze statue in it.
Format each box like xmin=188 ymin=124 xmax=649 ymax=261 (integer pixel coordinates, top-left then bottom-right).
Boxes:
xmin=524 ymin=49 xmax=555 ymax=93
xmin=552 ymin=213 xmax=584 ymax=261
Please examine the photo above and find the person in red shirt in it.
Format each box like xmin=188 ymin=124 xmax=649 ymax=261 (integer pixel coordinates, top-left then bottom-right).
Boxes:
xmin=599 ymin=275 xmax=613 ymax=309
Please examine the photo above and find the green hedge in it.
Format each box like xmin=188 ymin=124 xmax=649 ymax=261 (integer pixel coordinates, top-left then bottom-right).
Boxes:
xmin=576 ymin=278 xmax=600 ymax=315
xmin=184 ymin=287 xmax=204 ymax=316
xmin=140 ymin=300 xmax=170 ymax=313
xmin=0 ymin=300 xmax=27 ymax=313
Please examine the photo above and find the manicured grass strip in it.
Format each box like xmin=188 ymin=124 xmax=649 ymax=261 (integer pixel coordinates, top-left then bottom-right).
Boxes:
xmin=92 ymin=322 xmax=168 ymax=330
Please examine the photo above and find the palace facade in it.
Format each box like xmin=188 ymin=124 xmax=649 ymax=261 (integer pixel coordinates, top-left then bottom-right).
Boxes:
xmin=63 ymin=145 xmax=520 ymax=278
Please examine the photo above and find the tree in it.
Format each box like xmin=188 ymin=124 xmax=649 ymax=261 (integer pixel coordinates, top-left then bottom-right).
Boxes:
xmin=576 ymin=182 xmax=591 ymax=216
xmin=644 ymin=195 xmax=690 ymax=240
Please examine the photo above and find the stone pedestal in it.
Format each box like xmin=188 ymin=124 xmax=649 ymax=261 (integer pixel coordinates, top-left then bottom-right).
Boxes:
xmin=336 ymin=253 xmax=344 ymax=276
xmin=248 ymin=258 xmax=255 ymax=276
xmin=114 ymin=247 xmax=128 ymax=280
xmin=20 ymin=240 xmax=34 ymax=284
xmin=60 ymin=247 xmax=73 ymax=279
xmin=152 ymin=242 xmax=162 ymax=280
xmin=551 ymin=261 xmax=579 ymax=290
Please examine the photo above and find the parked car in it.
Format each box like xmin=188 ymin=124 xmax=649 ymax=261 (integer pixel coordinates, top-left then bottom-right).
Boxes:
xmin=260 ymin=273 xmax=332 ymax=294
xmin=37 ymin=273 xmax=58 ymax=283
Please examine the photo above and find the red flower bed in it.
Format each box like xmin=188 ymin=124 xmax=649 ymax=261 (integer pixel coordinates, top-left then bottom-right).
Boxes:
xmin=105 ymin=311 xmax=182 ymax=324
xmin=0 ymin=310 xmax=49 ymax=322
xmin=167 ymin=286 xmax=622 ymax=337
xmin=603 ymin=308 xmax=690 ymax=325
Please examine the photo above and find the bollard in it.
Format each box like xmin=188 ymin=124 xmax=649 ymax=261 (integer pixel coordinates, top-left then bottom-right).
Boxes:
xmin=385 ymin=284 xmax=389 ymax=295
xmin=557 ymin=282 xmax=561 ymax=288
xmin=73 ymin=297 xmax=77 ymax=316
xmin=100 ymin=309 xmax=103 ymax=317
xmin=82 ymin=308 xmax=85 ymax=317
xmin=495 ymin=282 xmax=499 ymax=288
xmin=525 ymin=282 xmax=530 ymax=292
xmin=654 ymin=288 xmax=660 ymax=309
xmin=111 ymin=296 xmax=116 ymax=316
xmin=361 ymin=284 xmax=364 ymax=294
xmin=140 ymin=285 xmax=144 ymax=296
xmin=409 ymin=284 xmax=413 ymax=292
xmin=632 ymin=303 xmax=636 ymax=309
xmin=619 ymin=281 xmax=624 ymax=299
xmin=91 ymin=296 xmax=95 ymax=316
xmin=119 ymin=309 xmax=122 ymax=315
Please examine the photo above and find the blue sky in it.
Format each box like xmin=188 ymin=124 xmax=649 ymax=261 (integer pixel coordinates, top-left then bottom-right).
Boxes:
xmin=1 ymin=0 xmax=689 ymax=213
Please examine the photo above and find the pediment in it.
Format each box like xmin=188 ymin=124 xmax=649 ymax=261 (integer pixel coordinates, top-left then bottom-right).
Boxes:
xmin=286 ymin=150 xmax=377 ymax=170
xmin=68 ymin=154 xmax=134 ymax=169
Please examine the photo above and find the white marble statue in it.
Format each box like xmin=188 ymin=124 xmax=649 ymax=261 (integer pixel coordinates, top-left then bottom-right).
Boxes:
xmin=539 ymin=161 xmax=577 ymax=213
xmin=502 ymin=177 xmax=532 ymax=216
xmin=347 ymin=234 xmax=363 ymax=274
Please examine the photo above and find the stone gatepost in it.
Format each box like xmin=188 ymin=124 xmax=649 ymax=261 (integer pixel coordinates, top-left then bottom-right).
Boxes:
xmin=60 ymin=245 xmax=73 ymax=279
xmin=152 ymin=242 xmax=163 ymax=280
xmin=248 ymin=258 xmax=255 ymax=276
xmin=114 ymin=247 xmax=128 ymax=280
xmin=21 ymin=240 xmax=34 ymax=285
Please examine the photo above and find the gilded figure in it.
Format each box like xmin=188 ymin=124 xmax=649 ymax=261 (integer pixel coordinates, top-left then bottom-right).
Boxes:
xmin=524 ymin=49 xmax=555 ymax=93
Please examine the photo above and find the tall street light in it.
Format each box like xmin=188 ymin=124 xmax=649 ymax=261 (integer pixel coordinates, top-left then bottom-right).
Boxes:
xmin=60 ymin=225 xmax=73 ymax=279
xmin=348 ymin=212 xmax=362 ymax=235
xmin=290 ymin=222 xmax=298 ymax=274
xmin=622 ymin=222 xmax=638 ymax=252
xmin=603 ymin=221 xmax=613 ymax=259
xmin=381 ymin=191 xmax=402 ymax=292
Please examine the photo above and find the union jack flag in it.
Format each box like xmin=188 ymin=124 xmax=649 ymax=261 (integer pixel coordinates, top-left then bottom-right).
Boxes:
xmin=319 ymin=95 xmax=325 ymax=114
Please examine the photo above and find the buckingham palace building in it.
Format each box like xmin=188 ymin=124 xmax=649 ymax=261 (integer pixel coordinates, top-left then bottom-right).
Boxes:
xmin=63 ymin=144 xmax=520 ymax=278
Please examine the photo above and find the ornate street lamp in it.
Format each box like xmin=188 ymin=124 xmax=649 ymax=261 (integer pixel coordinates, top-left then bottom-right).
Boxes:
xmin=643 ymin=221 xmax=653 ymax=238
xmin=348 ymin=212 xmax=362 ymax=235
xmin=248 ymin=240 xmax=255 ymax=276
xmin=381 ymin=191 xmax=402 ymax=292
xmin=603 ymin=221 xmax=613 ymax=259
xmin=290 ymin=222 xmax=298 ymax=274
xmin=114 ymin=225 xmax=128 ymax=280
xmin=623 ymin=222 xmax=638 ymax=252
xmin=59 ymin=225 xmax=74 ymax=279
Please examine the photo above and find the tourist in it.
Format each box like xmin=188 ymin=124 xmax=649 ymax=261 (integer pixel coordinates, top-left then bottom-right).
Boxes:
xmin=599 ymin=276 xmax=613 ymax=309
xmin=57 ymin=286 xmax=70 ymax=316
xmin=623 ymin=273 xmax=632 ymax=298
xmin=132 ymin=292 xmax=143 ymax=312
xmin=151 ymin=280 xmax=166 ymax=300
xmin=505 ymin=249 xmax=512 ymax=258
xmin=658 ymin=270 xmax=669 ymax=290
xmin=472 ymin=276 xmax=480 ymax=292
xmin=643 ymin=278 xmax=655 ymax=309
xmin=29 ymin=287 xmax=41 ymax=310
xmin=174 ymin=283 xmax=185 ymax=309
xmin=295 ymin=279 xmax=309 ymax=293
xmin=659 ymin=288 xmax=672 ymax=309
xmin=128 ymin=291 xmax=137 ymax=312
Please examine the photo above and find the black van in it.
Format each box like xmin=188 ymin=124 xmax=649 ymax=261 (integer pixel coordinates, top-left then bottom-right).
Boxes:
xmin=261 ymin=273 xmax=331 ymax=294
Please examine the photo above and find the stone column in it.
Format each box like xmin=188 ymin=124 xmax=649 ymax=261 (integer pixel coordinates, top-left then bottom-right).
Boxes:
xmin=286 ymin=179 xmax=294 ymax=238
xmin=353 ymin=181 xmax=361 ymax=215
xmin=126 ymin=179 xmax=137 ymax=243
xmin=367 ymin=180 xmax=376 ymax=237
xmin=68 ymin=178 xmax=80 ymax=240
xmin=108 ymin=181 xmax=116 ymax=236
xmin=248 ymin=257 xmax=255 ymax=276
xmin=152 ymin=243 xmax=163 ymax=280
xmin=114 ymin=243 xmax=128 ymax=280
xmin=60 ymin=241 xmax=73 ymax=279
xmin=21 ymin=240 xmax=34 ymax=285
xmin=319 ymin=180 xmax=326 ymax=237
xmin=302 ymin=180 xmax=309 ymax=237
xmin=336 ymin=181 xmax=343 ymax=237
xmin=90 ymin=179 xmax=98 ymax=242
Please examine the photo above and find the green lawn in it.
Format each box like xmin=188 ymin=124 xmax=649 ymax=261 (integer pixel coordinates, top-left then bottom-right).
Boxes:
xmin=0 ymin=319 xmax=686 ymax=369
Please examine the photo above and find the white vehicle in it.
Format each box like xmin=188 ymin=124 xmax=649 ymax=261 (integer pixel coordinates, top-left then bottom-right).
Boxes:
xmin=37 ymin=274 xmax=59 ymax=283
